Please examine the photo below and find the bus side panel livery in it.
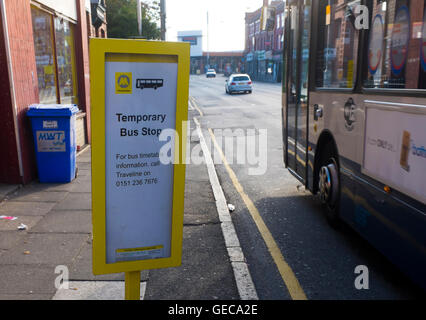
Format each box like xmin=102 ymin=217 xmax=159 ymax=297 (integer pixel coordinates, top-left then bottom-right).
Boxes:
xmin=282 ymin=0 xmax=426 ymax=290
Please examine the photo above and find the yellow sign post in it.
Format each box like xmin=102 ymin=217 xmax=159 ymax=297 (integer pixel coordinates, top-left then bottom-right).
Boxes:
xmin=90 ymin=39 xmax=190 ymax=300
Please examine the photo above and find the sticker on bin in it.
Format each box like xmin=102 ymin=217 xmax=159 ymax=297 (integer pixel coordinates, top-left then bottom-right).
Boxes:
xmin=43 ymin=120 xmax=58 ymax=129
xmin=36 ymin=131 xmax=66 ymax=152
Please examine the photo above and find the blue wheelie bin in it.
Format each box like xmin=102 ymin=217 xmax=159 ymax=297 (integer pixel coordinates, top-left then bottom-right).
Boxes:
xmin=27 ymin=104 xmax=80 ymax=183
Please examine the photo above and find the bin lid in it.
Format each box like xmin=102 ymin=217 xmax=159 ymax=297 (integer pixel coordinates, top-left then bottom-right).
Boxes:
xmin=27 ymin=104 xmax=80 ymax=117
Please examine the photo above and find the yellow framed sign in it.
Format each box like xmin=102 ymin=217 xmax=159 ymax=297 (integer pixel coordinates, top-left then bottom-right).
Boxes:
xmin=90 ymin=39 xmax=190 ymax=275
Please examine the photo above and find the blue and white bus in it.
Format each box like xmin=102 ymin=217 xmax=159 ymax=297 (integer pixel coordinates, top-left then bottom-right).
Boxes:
xmin=282 ymin=0 xmax=426 ymax=290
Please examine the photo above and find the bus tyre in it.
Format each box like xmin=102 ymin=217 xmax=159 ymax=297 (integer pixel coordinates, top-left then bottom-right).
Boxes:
xmin=318 ymin=144 xmax=340 ymax=227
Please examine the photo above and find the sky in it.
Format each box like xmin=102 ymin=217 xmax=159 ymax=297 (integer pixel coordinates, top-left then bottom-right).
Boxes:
xmin=166 ymin=0 xmax=265 ymax=52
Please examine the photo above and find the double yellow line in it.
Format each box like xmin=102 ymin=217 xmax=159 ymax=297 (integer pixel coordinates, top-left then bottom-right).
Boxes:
xmin=208 ymin=128 xmax=307 ymax=300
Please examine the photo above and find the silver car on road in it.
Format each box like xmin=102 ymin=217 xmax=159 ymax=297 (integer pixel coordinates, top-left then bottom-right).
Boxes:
xmin=225 ymin=74 xmax=253 ymax=94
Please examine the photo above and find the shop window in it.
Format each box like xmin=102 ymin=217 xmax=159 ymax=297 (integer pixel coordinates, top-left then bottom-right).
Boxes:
xmin=31 ymin=7 xmax=57 ymax=104
xmin=364 ymin=0 xmax=426 ymax=89
xmin=31 ymin=7 xmax=79 ymax=104
xmin=55 ymin=18 xmax=78 ymax=104
xmin=315 ymin=0 xmax=361 ymax=88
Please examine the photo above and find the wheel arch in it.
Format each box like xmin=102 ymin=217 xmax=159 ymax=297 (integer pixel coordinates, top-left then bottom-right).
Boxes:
xmin=313 ymin=129 xmax=340 ymax=194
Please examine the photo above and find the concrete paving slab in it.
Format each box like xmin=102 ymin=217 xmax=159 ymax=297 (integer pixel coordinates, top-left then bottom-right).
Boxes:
xmin=0 ymin=201 xmax=56 ymax=216
xmin=76 ymin=149 xmax=91 ymax=163
xmin=76 ymin=162 xmax=91 ymax=170
xmin=11 ymin=182 xmax=74 ymax=193
xmin=0 ymin=184 xmax=20 ymax=202
xmin=0 ymin=264 xmax=57 ymax=295
xmin=76 ymin=169 xmax=91 ymax=177
xmin=179 ymin=224 xmax=230 ymax=264
xmin=68 ymin=239 xmax=149 ymax=282
xmin=144 ymin=224 xmax=239 ymax=300
xmin=183 ymin=201 xmax=218 ymax=225
xmin=0 ymin=215 xmax=43 ymax=231
xmin=52 ymin=281 xmax=146 ymax=300
xmin=183 ymin=170 xmax=220 ymax=225
xmin=69 ymin=180 xmax=92 ymax=193
xmin=73 ymin=172 xmax=91 ymax=182
xmin=185 ymin=180 xmax=215 ymax=200
xmin=53 ymin=192 xmax=92 ymax=211
xmin=0 ymin=293 xmax=53 ymax=300
xmin=0 ymin=233 xmax=89 ymax=265
xmin=185 ymin=163 xmax=211 ymax=182
xmin=0 ymin=231 xmax=25 ymax=250
xmin=30 ymin=210 xmax=92 ymax=234
xmin=9 ymin=191 xmax=68 ymax=203
xmin=77 ymin=155 xmax=91 ymax=163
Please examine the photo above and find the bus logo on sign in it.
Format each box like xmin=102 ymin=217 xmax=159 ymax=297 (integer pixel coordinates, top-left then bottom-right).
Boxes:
xmin=136 ymin=78 xmax=164 ymax=90
xmin=115 ymin=73 xmax=132 ymax=94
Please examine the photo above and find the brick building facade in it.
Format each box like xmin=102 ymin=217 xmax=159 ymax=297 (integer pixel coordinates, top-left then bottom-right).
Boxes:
xmin=0 ymin=0 xmax=103 ymax=184
xmin=90 ymin=0 xmax=107 ymax=38
xmin=244 ymin=0 xmax=285 ymax=82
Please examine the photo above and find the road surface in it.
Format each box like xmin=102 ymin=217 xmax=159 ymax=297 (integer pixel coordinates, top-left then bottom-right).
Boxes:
xmin=189 ymin=74 xmax=425 ymax=300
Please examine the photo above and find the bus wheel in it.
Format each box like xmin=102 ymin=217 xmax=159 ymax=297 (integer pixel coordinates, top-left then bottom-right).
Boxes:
xmin=318 ymin=145 xmax=340 ymax=227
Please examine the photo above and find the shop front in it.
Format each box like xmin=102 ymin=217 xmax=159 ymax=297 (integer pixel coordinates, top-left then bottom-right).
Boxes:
xmin=0 ymin=0 xmax=92 ymax=184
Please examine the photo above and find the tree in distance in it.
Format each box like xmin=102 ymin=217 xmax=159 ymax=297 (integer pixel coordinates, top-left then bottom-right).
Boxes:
xmin=106 ymin=0 xmax=161 ymax=39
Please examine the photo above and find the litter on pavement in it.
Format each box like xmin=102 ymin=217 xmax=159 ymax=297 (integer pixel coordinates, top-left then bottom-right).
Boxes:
xmin=0 ymin=215 xmax=18 ymax=221
xmin=17 ymin=223 xmax=28 ymax=231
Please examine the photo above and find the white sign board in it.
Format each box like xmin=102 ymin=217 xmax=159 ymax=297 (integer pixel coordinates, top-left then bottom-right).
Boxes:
xmin=104 ymin=59 xmax=178 ymax=264
xmin=363 ymin=106 xmax=426 ymax=204
xmin=36 ymin=0 xmax=77 ymax=21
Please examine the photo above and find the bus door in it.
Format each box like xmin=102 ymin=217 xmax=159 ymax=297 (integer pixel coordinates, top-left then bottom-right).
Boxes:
xmin=284 ymin=0 xmax=312 ymax=183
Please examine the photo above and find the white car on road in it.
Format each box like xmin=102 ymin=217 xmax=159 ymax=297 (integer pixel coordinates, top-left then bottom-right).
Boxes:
xmin=225 ymin=74 xmax=252 ymax=94
xmin=206 ymin=69 xmax=216 ymax=78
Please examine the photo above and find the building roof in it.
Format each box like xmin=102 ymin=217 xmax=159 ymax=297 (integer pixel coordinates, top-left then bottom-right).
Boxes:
xmin=245 ymin=8 xmax=261 ymax=23
xmin=245 ymin=0 xmax=285 ymax=23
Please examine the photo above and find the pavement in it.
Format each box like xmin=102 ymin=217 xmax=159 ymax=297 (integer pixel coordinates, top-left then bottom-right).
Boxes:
xmin=0 ymin=111 xmax=241 ymax=300
xmin=0 ymin=184 xmax=20 ymax=203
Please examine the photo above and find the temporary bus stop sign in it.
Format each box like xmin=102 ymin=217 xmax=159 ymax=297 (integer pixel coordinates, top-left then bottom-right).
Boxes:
xmin=90 ymin=38 xmax=190 ymax=282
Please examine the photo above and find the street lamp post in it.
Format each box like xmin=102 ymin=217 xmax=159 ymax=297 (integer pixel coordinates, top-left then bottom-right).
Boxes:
xmin=137 ymin=0 xmax=142 ymax=36
xmin=206 ymin=11 xmax=209 ymax=69
xmin=160 ymin=0 xmax=166 ymax=40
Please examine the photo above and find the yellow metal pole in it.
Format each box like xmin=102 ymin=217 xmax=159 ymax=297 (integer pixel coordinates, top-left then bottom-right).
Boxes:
xmin=125 ymin=271 xmax=141 ymax=300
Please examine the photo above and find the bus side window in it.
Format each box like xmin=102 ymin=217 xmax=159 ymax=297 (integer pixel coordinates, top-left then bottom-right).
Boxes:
xmin=315 ymin=0 xmax=361 ymax=89
xmin=364 ymin=0 xmax=426 ymax=90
